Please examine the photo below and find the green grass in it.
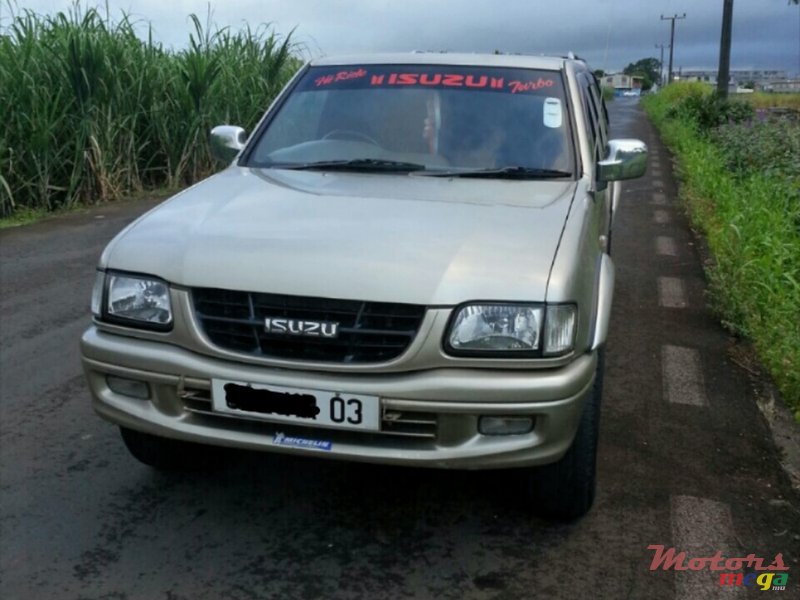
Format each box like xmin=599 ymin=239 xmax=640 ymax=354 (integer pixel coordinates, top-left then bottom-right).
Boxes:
xmin=643 ymin=83 xmax=800 ymax=419
xmin=0 ymin=186 xmax=177 ymax=228
xmin=0 ymin=206 xmax=48 ymax=228
xmin=0 ymin=4 xmax=302 ymax=218
xmin=744 ymin=92 xmax=800 ymax=110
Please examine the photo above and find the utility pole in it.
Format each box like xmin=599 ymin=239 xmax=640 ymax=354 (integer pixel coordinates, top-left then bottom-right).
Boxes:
xmin=717 ymin=0 xmax=734 ymax=98
xmin=661 ymin=13 xmax=687 ymax=84
xmin=655 ymin=43 xmax=669 ymax=87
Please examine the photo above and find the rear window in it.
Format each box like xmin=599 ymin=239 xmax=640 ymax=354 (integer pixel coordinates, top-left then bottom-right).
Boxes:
xmin=247 ymin=64 xmax=574 ymax=174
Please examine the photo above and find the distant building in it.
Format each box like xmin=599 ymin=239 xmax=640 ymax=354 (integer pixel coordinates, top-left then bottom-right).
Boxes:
xmin=601 ymin=73 xmax=644 ymax=96
xmin=677 ymin=69 xmax=789 ymax=91
xmin=765 ymin=79 xmax=800 ymax=93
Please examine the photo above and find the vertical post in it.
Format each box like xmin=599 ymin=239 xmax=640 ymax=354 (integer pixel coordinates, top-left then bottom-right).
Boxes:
xmin=717 ymin=0 xmax=734 ymax=99
xmin=661 ymin=13 xmax=687 ymax=84
xmin=655 ymin=43 xmax=668 ymax=87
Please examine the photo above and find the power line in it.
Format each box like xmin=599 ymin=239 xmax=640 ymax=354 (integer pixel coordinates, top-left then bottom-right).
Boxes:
xmin=661 ymin=13 xmax=687 ymax=84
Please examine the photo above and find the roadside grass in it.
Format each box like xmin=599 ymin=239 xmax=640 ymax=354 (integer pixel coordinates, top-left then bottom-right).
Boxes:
xmin=744 ymin=92 xmax=800 ymax=110
xmin=0 ymin=187 xmax=177 ymax=229
xmin=643 ymin=83 xmax=800 ymax=419
xmin=0 ymin=206 xmax=49 ymax=229
xmin=0 ymin=4 xmax=302 ymax=219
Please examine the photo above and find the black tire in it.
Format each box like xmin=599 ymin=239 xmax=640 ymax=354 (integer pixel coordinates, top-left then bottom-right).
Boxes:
xmin=119 ymin=427 xmax=222 ymax=471
xmin=525 ymin=349 xmax=605 ymax=521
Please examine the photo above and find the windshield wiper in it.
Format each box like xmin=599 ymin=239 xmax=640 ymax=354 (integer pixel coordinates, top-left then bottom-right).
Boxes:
xmin=419 ymin=166 xmax=572 ymax=179
xmin=273 ymin=159 xmax=427 ymax=173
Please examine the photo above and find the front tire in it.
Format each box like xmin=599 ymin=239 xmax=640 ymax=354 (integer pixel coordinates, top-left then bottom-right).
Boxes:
xmin=525 ymin=350 xmax=604 ymax=521
xmin=120 ymin=427 xmax=221 ymax=471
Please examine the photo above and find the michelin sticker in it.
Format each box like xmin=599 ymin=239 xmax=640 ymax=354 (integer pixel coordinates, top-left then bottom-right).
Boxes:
xmin=543 ymin=97 xmax=563 ymax=128
xmin=273 ymin=432 xmax=332 ymax=451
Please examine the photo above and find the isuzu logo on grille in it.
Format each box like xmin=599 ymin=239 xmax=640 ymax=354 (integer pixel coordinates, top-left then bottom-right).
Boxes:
xmin=264 ymin=317 xmax=340 ymax=338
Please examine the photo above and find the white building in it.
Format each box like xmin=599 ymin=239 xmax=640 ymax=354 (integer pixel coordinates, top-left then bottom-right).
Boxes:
xmin=601 ymin=73 xmax=644 ymax=96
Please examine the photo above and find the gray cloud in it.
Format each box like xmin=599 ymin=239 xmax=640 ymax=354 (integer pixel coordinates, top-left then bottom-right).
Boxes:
xmin=7 ymin=0 xmax=800 ymax=74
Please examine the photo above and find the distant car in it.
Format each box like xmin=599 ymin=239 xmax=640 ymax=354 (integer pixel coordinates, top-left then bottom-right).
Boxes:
xmin=81 ymin=53 xmax=647 ymax=520
xmin=622 ymin=90 xmax=639 ymax=97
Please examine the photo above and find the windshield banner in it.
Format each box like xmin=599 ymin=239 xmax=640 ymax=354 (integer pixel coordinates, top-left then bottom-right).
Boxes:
xmin=300 ymin=65 xmax=560 ymax=96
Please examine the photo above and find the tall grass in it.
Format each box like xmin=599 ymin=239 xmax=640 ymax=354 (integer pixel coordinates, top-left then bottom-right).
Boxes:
xmin=744 ymin=92 xmax=800 ymax=110
xmin=643 ymin=83 xmax=800 ymax=418
xmin=0 ymin=5 xmax=302 ymax=216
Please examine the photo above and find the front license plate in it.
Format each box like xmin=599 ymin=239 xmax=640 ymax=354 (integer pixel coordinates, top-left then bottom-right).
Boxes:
xmin=211 ymin=379 xmax=380 ymax=432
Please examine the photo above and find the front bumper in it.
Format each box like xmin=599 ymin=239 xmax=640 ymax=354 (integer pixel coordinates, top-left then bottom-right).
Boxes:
xmin=81 ymin=327 xmax=597 ymax=469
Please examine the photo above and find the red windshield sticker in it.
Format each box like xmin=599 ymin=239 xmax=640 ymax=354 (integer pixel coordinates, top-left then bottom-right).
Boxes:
xmin=508 ymin=78 xmax=556 ymax=94
xmin=367 ymin=72 xmax=555 ymax=93
xmin=370 ymin=73 xmax=506 ymax=89
xmin=315 ymin=68 xmax=368 ymax=87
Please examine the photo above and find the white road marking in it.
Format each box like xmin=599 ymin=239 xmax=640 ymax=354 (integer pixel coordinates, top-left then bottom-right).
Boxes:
xmin=654 ymin=209 xmax=671 ymax=224
xmin=653 ymin=179 xmax=665 ymax=188
xmin=652 ymin=192 xmax=668 ymax=205
xmin=658 ymin=277 xmax=688 ymax=308
xmin=669 ymin=496 xmax=742 ymax=598
xmin=652 ymin=167 xmax=663 ymax=178
xmin=656 ymin=236 xmax=679 ymax=257
xmin=662 ymin=346 xmax=706 ymax=406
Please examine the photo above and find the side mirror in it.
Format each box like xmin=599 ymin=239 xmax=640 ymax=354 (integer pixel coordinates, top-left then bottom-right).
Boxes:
xmin=210 ymin=125 xmax=247 ymax=164
xmin=597 ymin=139 xmax=648 ymax=182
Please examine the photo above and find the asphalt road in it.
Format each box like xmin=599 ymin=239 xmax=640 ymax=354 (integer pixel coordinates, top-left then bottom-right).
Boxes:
xmin=1 ymin=100 xmax=798 ymax=600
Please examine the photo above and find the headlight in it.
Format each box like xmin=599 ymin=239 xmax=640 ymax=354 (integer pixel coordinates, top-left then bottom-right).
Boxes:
xmin=102 ymin=272 xmax=173 ymax=329
xmin=446 ymin=303 xmax=576 ymax=357
xmin=447 ymin=304 xmax=543 ymax=354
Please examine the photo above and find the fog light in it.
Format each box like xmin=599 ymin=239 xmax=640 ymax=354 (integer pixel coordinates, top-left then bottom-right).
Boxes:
xmin=478 ymin=416 xmax=534 ymax=436
xmin=106 ymin=375 xmax=150 ymax=400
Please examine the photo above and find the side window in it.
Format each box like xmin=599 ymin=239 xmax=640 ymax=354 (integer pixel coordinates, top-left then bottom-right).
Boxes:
xmin=579 ymin=75 xmax=602 ymax=163
xmin=587 ymin=80 xmax=609 ymax=149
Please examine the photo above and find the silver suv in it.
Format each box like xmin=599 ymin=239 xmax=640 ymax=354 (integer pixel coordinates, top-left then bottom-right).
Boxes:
xmin=81 ymin=53 xmax=646 ymax=520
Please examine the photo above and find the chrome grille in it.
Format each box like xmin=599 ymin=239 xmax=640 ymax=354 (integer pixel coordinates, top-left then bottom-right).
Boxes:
xmin=192 ymin=288 xmax=426 ymax=364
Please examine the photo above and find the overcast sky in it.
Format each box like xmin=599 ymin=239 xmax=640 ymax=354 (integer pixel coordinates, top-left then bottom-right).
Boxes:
xmin=7 ymin=0 xmax=800 ymax=75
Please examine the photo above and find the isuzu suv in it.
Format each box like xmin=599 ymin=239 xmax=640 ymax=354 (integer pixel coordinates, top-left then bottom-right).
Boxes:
xmin=80 ymin=53 xmax=646 ymax=520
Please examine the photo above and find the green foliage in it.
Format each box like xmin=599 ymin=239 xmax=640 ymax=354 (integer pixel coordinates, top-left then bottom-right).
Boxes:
xmin=712 ymin=117 xmax=800 ymax=188
xmin=623 ymin=57 xmax=661 ymax=90
xmin=0 ymin=206 xmax=48 ymax=229
xmin=656 ymin=82 xmax=754 ymax=133
xmin=744 ymin=92 xmax=800 ymax=110
xmin=0 ymin=5 xmax=302 ymax=216
xmin=601 ymin=86 xmax=615 ymax=103
xmin=672 ymin=94 xmax=753 ymax=132
xmin=650 ymin=80 xmax=709 ymax=106
xmin=643 ymin=90 xmax=800 ymax=418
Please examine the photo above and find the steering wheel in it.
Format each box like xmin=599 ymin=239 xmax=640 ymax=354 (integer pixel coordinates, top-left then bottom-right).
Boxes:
xmin=322 ymin=129 xmax=380 ymax=146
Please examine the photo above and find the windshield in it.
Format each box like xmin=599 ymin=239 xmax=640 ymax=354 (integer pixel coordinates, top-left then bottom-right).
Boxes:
xmin=246 ymin=64 xmax=574 ymax=176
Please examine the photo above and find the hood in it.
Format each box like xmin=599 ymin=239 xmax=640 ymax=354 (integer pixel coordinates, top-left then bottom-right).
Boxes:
xmin=103 ymin=167 xmax=576 ymax=305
